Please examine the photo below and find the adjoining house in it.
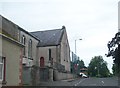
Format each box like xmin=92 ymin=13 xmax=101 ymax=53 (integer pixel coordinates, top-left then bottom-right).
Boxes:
xmin=0 ymin=15 xmax=40 ymax=86
xmin=0 ymin=32 xmax=24 ymax=86
xmin=0 ymin=15 xmax=24 ymax=86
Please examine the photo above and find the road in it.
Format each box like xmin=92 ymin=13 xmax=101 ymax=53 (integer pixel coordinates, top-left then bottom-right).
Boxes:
xmin=73 ymin=77 xmax=118 ymax=86
xmin=39 ymin=77 xmax=119 ymax=87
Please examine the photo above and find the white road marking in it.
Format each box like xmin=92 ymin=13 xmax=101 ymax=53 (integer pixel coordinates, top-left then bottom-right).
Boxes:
xmin=74 ymin=78 xmax=86 ymax=86
xmin=75 ymin=84 xmax=77 ymax=86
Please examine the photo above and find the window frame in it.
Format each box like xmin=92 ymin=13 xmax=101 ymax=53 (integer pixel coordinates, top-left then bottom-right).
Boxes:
xmin=0 ymin=56 xmax=5 ymax=82
xmin=21 ymin=35 xmax=26 ymax=56
xmin=0 ymin=60 xmax=3 ymax=81
xmin=49 ymin=49 xmax=51 ymax=61
xmin=28 ymin=39 xmax=32 ymax=59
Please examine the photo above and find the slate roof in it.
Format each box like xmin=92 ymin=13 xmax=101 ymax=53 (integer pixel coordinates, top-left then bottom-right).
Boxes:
xmin=31 ymin=28 xmax=65 ymax=47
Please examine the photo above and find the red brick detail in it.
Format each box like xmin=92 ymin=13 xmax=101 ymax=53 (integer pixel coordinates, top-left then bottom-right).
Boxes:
xmin=19 ymin=48 xmax=23 ymax=86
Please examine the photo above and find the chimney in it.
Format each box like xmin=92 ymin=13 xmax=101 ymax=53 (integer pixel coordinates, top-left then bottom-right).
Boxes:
xmin=62 ymin=26 xmax=66 ymax=29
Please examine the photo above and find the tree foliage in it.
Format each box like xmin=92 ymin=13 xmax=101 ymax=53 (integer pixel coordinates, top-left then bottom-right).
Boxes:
xmin=77 ymin=59 xmax=85 ymax=68
xmin=112 ymin=63 xmax=120 ymax=76
xmin=71 ymin=59 xmax=86 ymax=74
xmin=88 ymin=56 xmax=110 ymax=77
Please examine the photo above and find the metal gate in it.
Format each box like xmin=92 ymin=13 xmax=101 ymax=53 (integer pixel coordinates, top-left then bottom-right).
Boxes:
xmin=39 ymin=67 xmax=49 ymax=81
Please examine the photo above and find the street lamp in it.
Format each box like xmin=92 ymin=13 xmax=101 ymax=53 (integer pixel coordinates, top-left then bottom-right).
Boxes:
xmin=73 ymin=38 xmax=82 ymax=76
xmin=75 ymin=38 xmax=82 ymax=60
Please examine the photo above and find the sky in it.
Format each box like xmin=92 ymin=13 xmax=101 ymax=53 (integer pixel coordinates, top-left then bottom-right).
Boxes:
xmin=0 ymin=0 xmax=119 ymax=73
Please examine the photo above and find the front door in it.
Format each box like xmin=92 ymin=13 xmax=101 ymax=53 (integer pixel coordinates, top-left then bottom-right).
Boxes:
xmin=40 ymin=57 xmax=44 ymax=67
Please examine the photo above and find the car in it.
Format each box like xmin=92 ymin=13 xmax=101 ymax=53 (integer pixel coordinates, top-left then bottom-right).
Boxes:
xmin=80 ymin=72 xmax=88 ymax=78
xmin=82 ymin=74 xmax=88 ymax=78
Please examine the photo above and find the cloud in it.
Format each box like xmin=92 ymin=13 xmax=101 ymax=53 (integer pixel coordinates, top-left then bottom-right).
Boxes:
xmin=0 ymin=0 xmax=119 ymax=72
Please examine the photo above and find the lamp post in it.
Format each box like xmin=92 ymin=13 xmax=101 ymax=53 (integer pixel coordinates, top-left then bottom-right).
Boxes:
xmin=75 ymin=38 xmax=82 ymax=60
xmin=74 ymin=38 xmax=82 ymax=76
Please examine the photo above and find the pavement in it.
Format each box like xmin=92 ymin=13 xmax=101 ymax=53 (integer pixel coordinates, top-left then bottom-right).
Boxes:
xmin=39 ymin=78 xmax=78 ymax=86
xmin=61 ymin=78 xmax=77 ymax=82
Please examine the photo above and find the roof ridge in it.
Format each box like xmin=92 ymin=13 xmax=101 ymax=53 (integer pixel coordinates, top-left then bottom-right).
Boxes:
xmin=31 ymin=28 xmax=63 ymax=33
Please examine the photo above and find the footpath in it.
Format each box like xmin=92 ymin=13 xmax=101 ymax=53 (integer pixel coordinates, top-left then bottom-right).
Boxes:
xmin=39 ymin=78 xmax=78 ymax=86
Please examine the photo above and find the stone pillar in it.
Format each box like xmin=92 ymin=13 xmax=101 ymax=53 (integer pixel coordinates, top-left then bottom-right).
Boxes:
xmin=53 ymin=69 xmax=58 ymax=81
xmin=49 ymin=67 xmax=53 ymax=81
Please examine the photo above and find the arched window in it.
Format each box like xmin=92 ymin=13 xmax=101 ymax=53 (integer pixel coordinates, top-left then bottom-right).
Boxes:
xmin=21 ymin=35 xmax=26 ymax=45
xmin=21 ymin=35 xmax=26 ymax=56
xmin=28 ymin=39 xmax=32 ymax=59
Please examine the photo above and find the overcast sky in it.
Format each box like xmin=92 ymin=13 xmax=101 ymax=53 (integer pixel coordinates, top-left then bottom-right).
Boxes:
xmin=0 ymin=0 xmax=119 ymax=72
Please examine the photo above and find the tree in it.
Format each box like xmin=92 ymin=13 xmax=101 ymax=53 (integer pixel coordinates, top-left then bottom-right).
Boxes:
xmin=77 ymin=59 xmax=86 ymax=74
xmin=112 ymin=63 xmax=117 ymax=75
xmin=112 ymin=63 xmax=120 ymax=76
xmin=88 ymin=56 xmax=110 ymax=77
xmin=71 ymin=59 xmax=86 ymax=74
xmin=112 ymin=45 xmax=120 ymax=75
xmin=77 ymin=60 xmax=85 ymax=68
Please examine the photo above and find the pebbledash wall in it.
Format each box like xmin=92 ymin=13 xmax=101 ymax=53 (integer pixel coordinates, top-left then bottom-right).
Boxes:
xmin=19 ymin=30 xmax=39 ymax=85
xmin=20 ymin=30 xmax=39 ymax=67
xmin=60 ymin=29 xmax=70 ymax=72
xmin=0 ymin=34 xmax=23 ymax=86
xmin=38 ymin=46 xmax=58 ymax=67
xmin=0 ymin=15 xmax=24 ymax=86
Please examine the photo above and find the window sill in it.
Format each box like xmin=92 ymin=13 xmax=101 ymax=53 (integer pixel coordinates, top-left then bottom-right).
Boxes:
xmin=28 ymin=57 xmax=33 ymax=60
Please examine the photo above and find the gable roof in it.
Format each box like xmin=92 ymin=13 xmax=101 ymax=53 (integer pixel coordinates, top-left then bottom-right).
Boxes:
xmin=31 ymin=27 xmax=65 ymax=47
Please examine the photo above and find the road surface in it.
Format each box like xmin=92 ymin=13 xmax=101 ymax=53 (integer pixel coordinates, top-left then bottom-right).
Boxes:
xmin=73 ymin=77 xmax=118 ymax=86
xmin=39 ymin=77 xmax=119 ymax=87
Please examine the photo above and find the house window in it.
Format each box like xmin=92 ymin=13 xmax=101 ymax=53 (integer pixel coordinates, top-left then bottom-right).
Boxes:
xmin=21 ymin=35 xmax=26 ymax=45
xmin=28 ymin=39 xmax=32 ymax=59
xmin=66 ymin=43 xmax=68 ymax=62
xmin=64 ymin=43 xmax=66 ymax=61
xmin=49 ymin=49 xmax=51 ymax=61
xmin=0 ymin=56 xmax=5 ymax=81
xmin=21 ymin=35 xmax=26 ymax=56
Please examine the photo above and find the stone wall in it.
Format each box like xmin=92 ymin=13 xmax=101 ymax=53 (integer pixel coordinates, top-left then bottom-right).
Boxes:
xmin=53 ymin=69 xmax=74 ymax=81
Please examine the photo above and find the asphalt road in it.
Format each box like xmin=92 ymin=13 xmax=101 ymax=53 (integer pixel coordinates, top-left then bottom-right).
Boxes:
xmin=39 ymin=77 xmax=119 ymax=87
xmin=73 ymin=77 xmax=118 ymax=86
